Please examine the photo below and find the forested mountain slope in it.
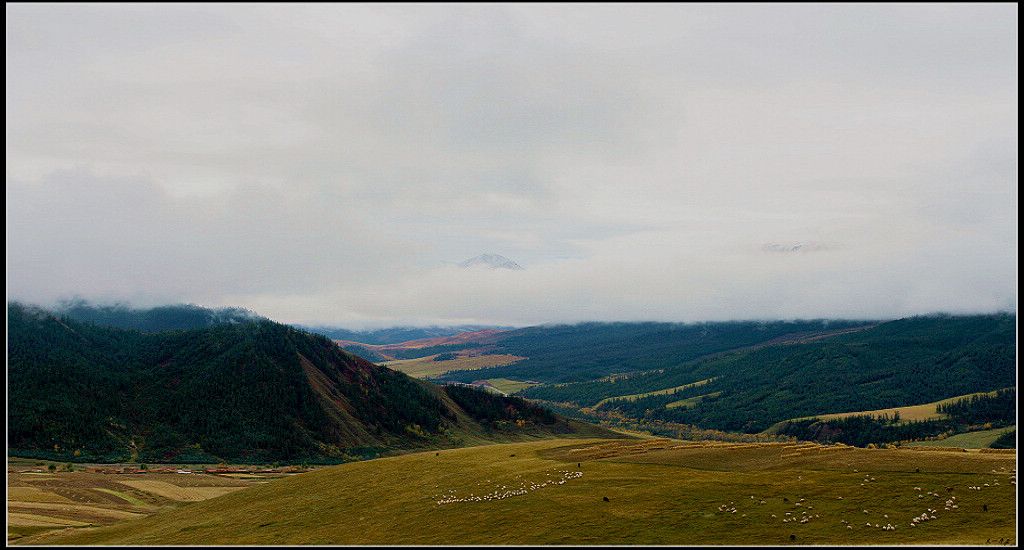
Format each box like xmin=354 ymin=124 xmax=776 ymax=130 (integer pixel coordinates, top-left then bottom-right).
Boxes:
xmin=434 ymin=319 xmax=879 ymax=384
xmin=519 ymin=313 xmax=1016 ymax=436
xmin=7 ymin=303 xmax=618 ymax=464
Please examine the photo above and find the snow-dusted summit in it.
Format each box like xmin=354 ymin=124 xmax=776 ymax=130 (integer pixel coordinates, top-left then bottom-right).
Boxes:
xmin=458 ymin=253 xmax=524 ymax=270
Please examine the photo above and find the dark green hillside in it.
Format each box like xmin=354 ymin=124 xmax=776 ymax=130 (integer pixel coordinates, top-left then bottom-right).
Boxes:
xmin=443 ymin=384 xmax=557 ymax=428
xmin=7 ymin=303 xmax=616 ymax=464
xmin=435 ymin=319 xmax=875 ymax=384
xmin=527 ymin=314 xmax=1015 ymax=441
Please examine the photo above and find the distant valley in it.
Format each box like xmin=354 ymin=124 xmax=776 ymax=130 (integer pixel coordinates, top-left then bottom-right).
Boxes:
xmin=17 ymin=301 xmax=1015 ymax=456
xmin=337 ymin=315 xmax=1016 ymax=450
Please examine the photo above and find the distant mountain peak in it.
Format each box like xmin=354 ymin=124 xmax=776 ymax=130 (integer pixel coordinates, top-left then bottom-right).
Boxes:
xmin=458 ymin=253 xmax=524 ymax=270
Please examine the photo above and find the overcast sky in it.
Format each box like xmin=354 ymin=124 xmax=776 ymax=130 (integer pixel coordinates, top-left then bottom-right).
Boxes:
xmin=6 ymin=3 xmax=1018 ymax=329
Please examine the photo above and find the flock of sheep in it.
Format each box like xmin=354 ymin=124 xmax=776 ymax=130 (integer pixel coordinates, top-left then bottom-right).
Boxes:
xmin=425 ymin=440 xmax=1015 ymax=544
xmin=432 ymin=468 xmax=584 ymax=505
xmin=710 ymin=467 xmax=1016 ymax=537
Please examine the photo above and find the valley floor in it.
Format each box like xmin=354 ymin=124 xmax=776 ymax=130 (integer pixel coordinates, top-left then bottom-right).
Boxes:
xmin=6 ymin=461 xmax=308 ymax=544
xmin=9 ymin=438 xmax=1017 ymax=546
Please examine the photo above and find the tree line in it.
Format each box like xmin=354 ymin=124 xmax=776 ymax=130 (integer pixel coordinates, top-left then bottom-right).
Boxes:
xmin=776 ymin=388 xmax=1016 ymax=447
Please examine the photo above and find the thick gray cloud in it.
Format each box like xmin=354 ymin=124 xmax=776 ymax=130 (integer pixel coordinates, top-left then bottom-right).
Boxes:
xmin=6 ymin=3 xmax=1017 ymax=328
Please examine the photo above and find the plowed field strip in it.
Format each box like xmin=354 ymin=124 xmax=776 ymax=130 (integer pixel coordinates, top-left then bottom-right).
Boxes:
xmin=7 ymin=502 xmax=146 ymax=521
xmin=118 ymin=480 xmax=244 ymax=501
xmin=7 ymin=512 xmax=91 ymax=527
xmin=6 ymin=487 xmax=74 ymax=503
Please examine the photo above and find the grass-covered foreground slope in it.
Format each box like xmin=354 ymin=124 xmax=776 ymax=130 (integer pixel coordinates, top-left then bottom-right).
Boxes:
xmin=29 ymin=438 xmax=1016 ymax=546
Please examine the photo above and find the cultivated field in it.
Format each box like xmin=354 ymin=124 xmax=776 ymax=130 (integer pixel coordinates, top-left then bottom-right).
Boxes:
xmin=6 ymin=461 xmax=306 ymax=544
xmin=381 ymin=353 xmax=526 ymax=379
xmin=12 ymin=438 xmax=1016 ymax=546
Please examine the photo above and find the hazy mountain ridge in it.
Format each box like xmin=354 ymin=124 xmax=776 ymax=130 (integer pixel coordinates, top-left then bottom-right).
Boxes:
xmin=51 ymin=298 xmax=267 ymax=332
xmin=458 ymin=253 xmax=524 ymax=270
xmin=44 ymin=299 xmax=514 ymax=346
xmin=299 ymin=324 xmax=516 ymax=346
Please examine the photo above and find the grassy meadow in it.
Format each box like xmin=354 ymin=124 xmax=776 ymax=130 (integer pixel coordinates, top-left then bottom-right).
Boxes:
xmin=908 ymin=427 xmax=1016 ymax=449
xmin=786 ymin=390 xmax=1008 ymax=424
xmin=13 ymin=437 xmax=1016 ymax=546
xmin=594 ymin=378 xmax=715 ymax=408
xmin=483 ymin=377 xmax=542 ymax=394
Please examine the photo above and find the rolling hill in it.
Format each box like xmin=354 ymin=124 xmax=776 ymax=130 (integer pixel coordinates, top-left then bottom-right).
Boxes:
xmin=6 ymin=303 xmax=621 ymax=465
xmin=19 ymin=437 xmax=1017 ymax=546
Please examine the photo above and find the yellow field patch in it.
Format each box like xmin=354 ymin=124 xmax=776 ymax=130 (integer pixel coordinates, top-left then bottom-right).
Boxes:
xmin=7 ymin=469 xmax=274 ymax=544
xmin=5 ymin=487 xmax=74 ymax=504
xmin=118 ymin=480 xmax=215 ymax=501
xmin=791 ymin=389 xmax=1008 ymax=424
xmin=116 ymin=480 xmax=246 ymax=501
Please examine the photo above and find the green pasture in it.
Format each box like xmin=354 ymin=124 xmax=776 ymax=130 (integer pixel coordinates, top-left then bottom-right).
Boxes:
xmin=595 ymin=378 xmax=715 ymax=408
xmin=25 ymin=438 xmax=1016 ymax=546
xmin=484 ymin=378 xmax=540 ymax=394
xmin=909 ymin=426 xmax=1015 ymax=449
xmin=667 ymin=391 xmax=722 ymax=410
